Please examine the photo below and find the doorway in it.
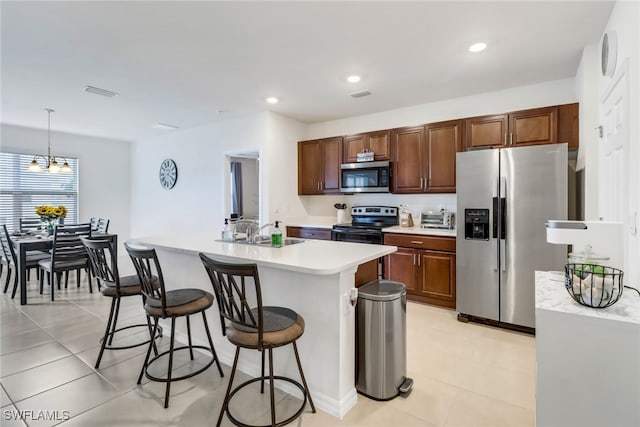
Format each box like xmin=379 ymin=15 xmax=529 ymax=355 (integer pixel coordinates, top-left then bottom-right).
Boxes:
xmin=227 ymin=152 xmax=260 ymax=221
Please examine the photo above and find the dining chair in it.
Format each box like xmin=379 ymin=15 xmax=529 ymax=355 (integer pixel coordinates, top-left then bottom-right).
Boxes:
xmin=125 ymin=242 xmax=224 ymax=408
xmin=38 ymin=223 xmax=93 ymax=301
xmin=1 ymin=225 xmax=49 ymax=299
xmin=82 ymin=237 xmax=160 ymax=369
xmin=90 ymin=217 xmax=110 ymax=233
xmin=199 ymin=253 xmax=316 ymax=427
xmin=19 ymin=217 xmax=42 ymax=233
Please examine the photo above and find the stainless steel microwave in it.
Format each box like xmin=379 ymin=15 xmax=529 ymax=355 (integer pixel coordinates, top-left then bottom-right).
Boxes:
xmin=340 ymin=160 xmax=391 ymax=193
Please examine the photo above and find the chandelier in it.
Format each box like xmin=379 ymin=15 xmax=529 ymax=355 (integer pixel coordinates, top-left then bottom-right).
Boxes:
xmin=28 ymin=108 xmax=72 ymax=173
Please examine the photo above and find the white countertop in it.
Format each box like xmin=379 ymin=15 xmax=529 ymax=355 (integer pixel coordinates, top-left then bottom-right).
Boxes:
xmin=383 ymin=226 xmax=456 ymax=237
xmin=535 ymin=270 xmax=640 ymax=325
xmin=131 ymin=234 xmax=396 ymax=276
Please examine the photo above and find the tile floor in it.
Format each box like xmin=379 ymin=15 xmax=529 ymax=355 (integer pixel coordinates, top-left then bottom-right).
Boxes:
xmin=0 ymin=272 xmax=536 ymax=426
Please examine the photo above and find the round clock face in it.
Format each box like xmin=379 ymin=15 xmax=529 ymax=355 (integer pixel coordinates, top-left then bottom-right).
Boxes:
xmin=159 ymin=159 xmax=178 ymax=189
xmin=601 ymin=31 xmax=617 ymax=77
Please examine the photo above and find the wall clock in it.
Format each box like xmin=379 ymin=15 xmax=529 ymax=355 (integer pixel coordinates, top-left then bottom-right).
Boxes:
xmin=601 ymin=31 xmax=618 ymax=77
xmin=159 ymin=158 xmax=178 ymax=189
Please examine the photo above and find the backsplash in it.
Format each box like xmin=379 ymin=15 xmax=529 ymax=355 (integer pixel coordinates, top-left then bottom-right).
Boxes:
xmin=300 ymin=193 xmax=457 ymax=223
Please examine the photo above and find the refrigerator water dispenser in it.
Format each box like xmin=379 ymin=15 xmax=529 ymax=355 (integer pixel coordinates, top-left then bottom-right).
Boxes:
xmin=465 ymin=209 xmax=490 ymax=240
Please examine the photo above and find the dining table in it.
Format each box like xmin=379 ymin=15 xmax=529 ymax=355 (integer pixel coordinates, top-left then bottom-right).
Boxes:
xmin=11 ymin=232 xmax=117 ymax=305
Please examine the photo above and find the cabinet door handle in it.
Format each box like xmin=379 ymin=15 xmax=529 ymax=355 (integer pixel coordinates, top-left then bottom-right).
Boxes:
xmin=504 ymin=133 xmax=507 ymax=146
xmin=412 ymin=254 xmax=416 ymax=265
xmin=411 ymin=241 xmax=424 ymax=245
xmin=510 ymin=132 xmax=513 ymax=145
xmin=417 ymin=255 xmax=421 ymax=266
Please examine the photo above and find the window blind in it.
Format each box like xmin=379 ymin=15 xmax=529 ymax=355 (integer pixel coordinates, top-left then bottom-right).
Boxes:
xmin=0 ymin=152 xmax=79 ymax=232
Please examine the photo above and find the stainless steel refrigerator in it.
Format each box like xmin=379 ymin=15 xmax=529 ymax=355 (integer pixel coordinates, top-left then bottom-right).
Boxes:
xmin=456 ymin=144 xmax=567 ymax=328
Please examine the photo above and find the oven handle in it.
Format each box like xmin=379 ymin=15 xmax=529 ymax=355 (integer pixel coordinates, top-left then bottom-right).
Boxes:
xmin=331 ymin=229 xmax=383 ymax=236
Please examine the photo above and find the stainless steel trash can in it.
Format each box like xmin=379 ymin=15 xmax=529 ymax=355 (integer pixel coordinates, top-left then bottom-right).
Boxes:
xmin=356 ymin=279 xmax=413 ymax=400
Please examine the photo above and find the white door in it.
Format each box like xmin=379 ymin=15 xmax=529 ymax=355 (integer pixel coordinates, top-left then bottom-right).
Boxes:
xmin=599 ymin=63 xmax=629 ymax=222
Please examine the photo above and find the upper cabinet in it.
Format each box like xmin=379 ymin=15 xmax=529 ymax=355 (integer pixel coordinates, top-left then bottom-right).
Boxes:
xmin=465 ymin=106 xmax=563 ymax=149
xmin=343 ymin=130 xmax=390 ymax=163
xmin=558 ymin=103 xmax=579 ymax=150
xmin=425 ymin=120 xmax=462 ymax=193
xmin=298 ymin=137 xmax=342 ymax=195
xmin=297 ymin=102 xmax=578 ymax=196
xmin=391 ymin=126 xmax=425 ymax=193
xmin=391 ymin=121 xmax=461 ymax=194
xmin=509 ymin=106 xmax=558 ymax=147
xmin=465 ymin=114 xmax=508 ymax=149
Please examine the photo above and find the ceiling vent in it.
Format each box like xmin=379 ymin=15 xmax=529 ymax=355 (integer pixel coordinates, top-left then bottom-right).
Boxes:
xmin=83 ymin=86 xmax=119 ymax=97
xmin=152 ymin=122 xmax=179 ymax=130
xmin=349 ymin=90 xmax=371 ymax=98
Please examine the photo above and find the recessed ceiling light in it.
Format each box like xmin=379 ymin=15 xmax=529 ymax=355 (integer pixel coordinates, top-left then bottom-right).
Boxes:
xmin=152 ymin=122 xmax=179 ymax=130
xmin=266 ymin=97 xmax=279 ymax=104
xmin=469 ymin=42 xmax=487 ymax=53
xmin=347 ymin=75 xmax=361 ymax=83
xmin=83 ymin=85 xmax=119 ymax=97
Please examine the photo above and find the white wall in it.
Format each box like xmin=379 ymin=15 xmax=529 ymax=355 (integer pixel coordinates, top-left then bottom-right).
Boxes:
xmin=0 ymin=124 xmax=132 ymax=241
xmin=576 ymin=0 xmax=639 ymax=285
xmin=129 ymin=112 xmax=309 ymax=238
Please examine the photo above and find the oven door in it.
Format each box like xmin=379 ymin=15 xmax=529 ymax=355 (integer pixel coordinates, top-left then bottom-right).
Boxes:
xmin=331 ymin=228 xmax=382 ymax=244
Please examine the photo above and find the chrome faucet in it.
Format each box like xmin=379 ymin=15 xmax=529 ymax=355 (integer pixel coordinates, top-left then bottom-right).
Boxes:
xmin=232 ymin=220 xmax=272 ymax=243
xmin=253 ymin=223 xmax=273 ymax=242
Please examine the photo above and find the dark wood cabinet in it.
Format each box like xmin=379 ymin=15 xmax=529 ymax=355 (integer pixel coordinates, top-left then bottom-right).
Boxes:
xmin=286 ymin=226 xmax=332 ymax=240
xmin=558 ymin=103 xmax=579 ymax=150
xmin=383 ymin=233 xmax=456 ymax=308
xmin=465 ymin=106 xmax=561 ymax=149
xmin=343 ymin=130 xmax=390 ymax=163
xmin=417 ymin=251 xmax=455 ymax=305
xmin=391 ymin=126 xmax=425 ymax=193
xmin=509 ymin=106 xmax=558 ymax=147
xmin=464 ymin=114 xmax=509 ymax=149
xmin=391 ymin=121 xmax=461 ymax=194
xmin=298 ymin=137 xmax=342 ymax=195
xmin=425 ymin=120 xmax=462 ymax=193
xmin=298 ymin=103 xmax=578 ymax=195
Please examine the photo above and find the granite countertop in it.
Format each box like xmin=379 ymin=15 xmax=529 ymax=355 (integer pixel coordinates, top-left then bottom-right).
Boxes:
xmin=383 ymin=226 xmax=456 ymax=237
xmin=535 ymin=270 xmax=640 ymax=325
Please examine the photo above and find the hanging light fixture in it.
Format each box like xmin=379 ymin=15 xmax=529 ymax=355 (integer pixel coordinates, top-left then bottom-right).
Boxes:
xmin=28 ymin=108 xmax=72 ymax=174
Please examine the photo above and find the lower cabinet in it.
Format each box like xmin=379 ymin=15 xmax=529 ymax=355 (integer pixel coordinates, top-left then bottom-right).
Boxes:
xmin=383 ymin=233 xmax=456 ymax=309
xmin=286 ymin=226 xmax=332 ymax=240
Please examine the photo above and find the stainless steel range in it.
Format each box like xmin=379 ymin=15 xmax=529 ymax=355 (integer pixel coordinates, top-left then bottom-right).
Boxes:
xmin=332 ymin=206 xmax=398 ymax=244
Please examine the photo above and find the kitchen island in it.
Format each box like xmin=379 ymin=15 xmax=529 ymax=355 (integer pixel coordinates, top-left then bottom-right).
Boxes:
xmin=128 ymin=234 xmax=396 ymax=418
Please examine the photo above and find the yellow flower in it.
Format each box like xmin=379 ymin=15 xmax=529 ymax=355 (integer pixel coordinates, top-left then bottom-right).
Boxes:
xmin=34 ymin=205 xmax=67 ymax=219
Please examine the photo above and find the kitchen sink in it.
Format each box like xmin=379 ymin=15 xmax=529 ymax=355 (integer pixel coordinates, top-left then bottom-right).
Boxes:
xmin=219 ymin=237 xmax=305 ymax=246
xmin=254 ymin=237 xmax=305 ymax=246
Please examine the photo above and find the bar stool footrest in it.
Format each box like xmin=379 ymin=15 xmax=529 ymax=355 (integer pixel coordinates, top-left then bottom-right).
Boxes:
xmin=144 ymin=345 xmax=217 ymax=383
xmin=226 ymin=376 xmax=308 ymax=427
xmin=101 ymin=323 xmax=161 ymax=351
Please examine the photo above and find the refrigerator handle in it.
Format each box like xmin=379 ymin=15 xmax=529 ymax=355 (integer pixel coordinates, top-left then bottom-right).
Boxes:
xmin=500 ymin=177 xmax=507 ymax=272
xmin=492 ymin=197 xmax=499 ymax=239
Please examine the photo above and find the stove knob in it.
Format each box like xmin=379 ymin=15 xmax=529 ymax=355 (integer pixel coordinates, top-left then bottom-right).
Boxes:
xmin=385 ymin=209 xmax=389 ymax=213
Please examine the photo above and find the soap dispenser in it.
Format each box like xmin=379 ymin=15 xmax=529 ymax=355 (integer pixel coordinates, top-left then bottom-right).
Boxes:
xmin=271 ymin=221 xmax=283 ymax=247
xmin=222 ymin=218 xmax=234 ymax=241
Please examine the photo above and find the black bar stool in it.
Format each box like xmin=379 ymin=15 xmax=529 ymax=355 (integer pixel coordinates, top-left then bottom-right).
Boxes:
xmin=199 ymin=253 xmax=316 ymax=427
xmin=125 ymin=242 xmax=224 ymax=408
xmin=82 ymin=237 xmax=161 ymax=369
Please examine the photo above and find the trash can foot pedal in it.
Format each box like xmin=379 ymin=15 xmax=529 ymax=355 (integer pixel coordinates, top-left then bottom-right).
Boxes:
xmin=399 ymin=378 xmax=413 ymax=394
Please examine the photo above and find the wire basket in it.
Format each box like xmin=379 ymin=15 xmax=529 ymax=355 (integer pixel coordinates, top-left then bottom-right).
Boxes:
xmin=565 ymin=263 xmax=623 ymax=308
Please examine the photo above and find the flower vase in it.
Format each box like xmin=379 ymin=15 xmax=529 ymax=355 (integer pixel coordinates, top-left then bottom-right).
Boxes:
xmin=46 ymin=220 xmax=56 ymax=236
